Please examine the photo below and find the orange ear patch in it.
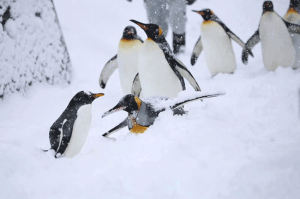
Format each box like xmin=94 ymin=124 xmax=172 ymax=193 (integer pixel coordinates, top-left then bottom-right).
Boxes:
xmin=158 ymin=27 xmax=163 ymax=36
xmin=134 ymin=96 xmax=142 ymax=110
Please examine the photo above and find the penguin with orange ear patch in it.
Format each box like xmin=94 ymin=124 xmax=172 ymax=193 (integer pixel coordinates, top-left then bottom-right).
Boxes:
xmin=101 ymin=93 xmax=224 ymax=137
xmin=130 ymin=20 xmax=200 ymax=98
xmin=191 ymin=9 xmax=252 ymax=76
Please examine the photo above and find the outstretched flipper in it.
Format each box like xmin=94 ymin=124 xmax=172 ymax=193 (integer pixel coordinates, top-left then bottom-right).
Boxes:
xmin=131 ymin=73 xmax=142 ymax=97
xmin=171 ymin=93 xmax=225 ymax=110
xmin=174 ymin=59 xmax=201 ymax=92
xmin=242 ymin=30 xmax=260 ymax=64
xmin=102 ymin=118 xmax=128 ymax=138
xmin=285 ymin=20 xmax=300 ymax=34
xmin=191 ymin=36 xmax=203 ymax=66
xmin=99 ymin=54 xmax=118 ymax=89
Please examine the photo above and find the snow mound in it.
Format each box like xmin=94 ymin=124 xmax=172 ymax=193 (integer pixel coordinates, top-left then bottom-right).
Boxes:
xmin=0 ymin=0 xmax=72 ymax=99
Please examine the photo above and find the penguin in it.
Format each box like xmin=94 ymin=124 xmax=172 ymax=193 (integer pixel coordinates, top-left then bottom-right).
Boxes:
xmin=99 ymin=26 xmax=143 ymax=94
xmin=48 ymin=91 xmax=104 ymax=158
xmin=284 ymin=0 xmax=300 ymax=69
xmin=191 ymin=9 xmax=253 ymax=76
xmin=129 ymin=20 xmax=201 ymax=98
xmin=101 ymin=93 xmax=224 ymax=137
xmin=242 ymin=1 xmax=300 ymax=71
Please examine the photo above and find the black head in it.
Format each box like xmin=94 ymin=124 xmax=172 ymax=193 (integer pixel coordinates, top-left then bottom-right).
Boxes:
xmin=130 ymin=19 xmax=163 ymax=41
xmin=290 ymin=0 xmax=300 ymax=8
xmin=102 ymin=94 xmax=142 ymax=117
xmin=122 ymin=26 xmax=137 ymax=40
xmin=263 ymin=1 xmax=274 ymax=12
xmin=69 ymin=91 xmax=104 ymax=107
xmin=192 ymin=9 xmax=214 ymax=21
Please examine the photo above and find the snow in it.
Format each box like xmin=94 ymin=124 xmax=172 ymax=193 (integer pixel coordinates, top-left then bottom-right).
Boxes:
xmin=0 ymin=0 xmax=300 ymax=198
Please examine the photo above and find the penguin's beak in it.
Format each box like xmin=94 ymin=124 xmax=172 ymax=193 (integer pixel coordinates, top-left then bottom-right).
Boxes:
xmin=130 ymin=20 xmax=148 ymax=31
xmin=192 ymin=10 xmax=204 ymax=15
xmin=102 ymin=104 xmax=126 ymax=118
xmin=93 ymin=93 xmax=105 ymax=98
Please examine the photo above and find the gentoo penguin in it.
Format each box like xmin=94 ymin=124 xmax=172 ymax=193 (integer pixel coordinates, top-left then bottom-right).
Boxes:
xmin=48 ymin=91 xmax=104 ymax=158
xmin=130 ymin=20 xmax=201 ymax=98
xmin=284 ymin=0 xmax=300 ymax=69
xmin=242 ymin=1 xmax=300 ymax=71
xmin=101 ymin=93 xmax=224 ymax=137
xmin=99 ymin=26 xmax=143 ymax=94
xmin=191 ymin=9 xmax=253 ymax=76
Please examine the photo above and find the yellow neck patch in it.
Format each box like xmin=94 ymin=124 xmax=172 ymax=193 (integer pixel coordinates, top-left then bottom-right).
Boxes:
xmin=203 ymin=20 xmax=212 ymax=25
xmin=288 ymin=7 xmax=298 ymax=14
xmin=130 ymin=117 xmax=148 ymax=134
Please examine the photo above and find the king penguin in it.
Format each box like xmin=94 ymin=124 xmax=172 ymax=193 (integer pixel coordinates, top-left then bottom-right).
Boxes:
xmin=99 ymin=26 xmax=143 ymax=94
xmin=242 ymin=1 xmax=300 ymax=71
xmin=191 ymin=9 xmax=253 ymax=76
xmin=101 ymin=93 xmax=224 ymax=137
xmin=129 ymin=20 xmax=201 ymax=98
xmin=48 ymin=91 xmax=104 ymax=158
xmin=284 ymin=0 xmax=300 ymax=69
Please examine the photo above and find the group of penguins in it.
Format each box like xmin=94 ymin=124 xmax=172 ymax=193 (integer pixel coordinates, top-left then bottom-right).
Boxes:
xmin=47 ymin=1 xmax=300 ymax=158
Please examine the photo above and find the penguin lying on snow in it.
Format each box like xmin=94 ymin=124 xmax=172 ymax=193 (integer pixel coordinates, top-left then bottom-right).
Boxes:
xmin=130 ymin=20 xmax=201 ymax=98
xmin=191 ymin=9 xmax=253 ymax=76
xmin=48 ymin=91 xmax=104 ymax=158
xmin=284 ymin=0 xmax=300 ymax=69
xmin=99 ymin=26 xmax=143 ymax=94
xmin=242 ymin=1 xmax=300 ymax=71
xmin=101 ymin=93 xmax=224 ymax=137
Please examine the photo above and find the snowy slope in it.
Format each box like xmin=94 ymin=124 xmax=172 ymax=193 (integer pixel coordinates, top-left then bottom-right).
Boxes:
xmin=0 ymin=0 xmax=300 ymax=198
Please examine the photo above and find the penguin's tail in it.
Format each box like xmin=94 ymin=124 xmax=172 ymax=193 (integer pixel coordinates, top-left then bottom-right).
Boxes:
xmin=171 ymin=93 xmax=225 ymax=110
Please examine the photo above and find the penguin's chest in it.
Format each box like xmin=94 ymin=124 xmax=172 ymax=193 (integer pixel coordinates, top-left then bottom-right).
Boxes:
xmin=64 ymin=104 xmax=92 ymax=158
xmin=284 ymin=10 xmax=300 ymax=69
xmin=259 ymin=12 xmax=295 ymax=70
xmin=138 ymin=39 xmax=182 ymax=98
xmin=201 ymin=21 xmax=236 ymax=76
xmin=118 ymin=39 xmax=143 ymax=94
xmin=128 ymin=115 xmax=148 ymax=134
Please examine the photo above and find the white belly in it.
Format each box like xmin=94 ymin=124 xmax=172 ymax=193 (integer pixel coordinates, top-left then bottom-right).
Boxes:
xmin=260 ymin=12 xmax=295 ymax=71
xmin=284 ymin=10 xmax=300 ymax=69
xmin=138 ymin=39 xmax=182 ymax=98
xmin=118 ymin=40 xmax=143 ymax=95
xmin=201 ymin=21 xmax=236 ymax=76
xmin=64 ymin=104 xmax=92 ymax=158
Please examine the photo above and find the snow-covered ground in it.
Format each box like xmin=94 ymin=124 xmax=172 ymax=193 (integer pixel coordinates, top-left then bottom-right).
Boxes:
xmin=1 ymin=0 xmax=300 ymax=198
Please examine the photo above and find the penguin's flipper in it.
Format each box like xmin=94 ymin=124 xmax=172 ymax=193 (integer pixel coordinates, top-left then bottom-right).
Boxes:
xmin=54 ymin=118 xmax=76 ymax=158
xmin=191 ymin=36 xmax=203 ymax=66
xmin=102 ymin=118 xmax=128 ymax=138
xmin=242 ymin=30 xmax=260 ymax=65
xmin=171 ymin=93 xmax=225 ymax=110
xmin=136 ymin=35 xmax=144 ymax=43
xmin=99 ymin=54 xmax=118 ymax=89
xmin=174 ymin=60 xmax=201 ymax=92
xmin=131 ymin=73 xmax=142 ymax=97
xmin=285 ymin=20 xmax=300 ymax=34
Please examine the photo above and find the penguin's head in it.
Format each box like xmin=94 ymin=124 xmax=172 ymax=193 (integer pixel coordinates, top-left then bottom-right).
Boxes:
xmin=130 ymin=19 xmax=163 ymax=41
xmin=102 ymin=94 xmax=142 ymax=117
xmin=192 ymin=9 xmax=214 ymax=21
xmin=263 ymin=1 xmax=274 ymax=12
xmin=291 ymin=0 xmax=300 ymax=7
xmin=69 ymin=91 xmax=104 ymax=107
xmin=122 ymin=26 xmax=138 ymax=40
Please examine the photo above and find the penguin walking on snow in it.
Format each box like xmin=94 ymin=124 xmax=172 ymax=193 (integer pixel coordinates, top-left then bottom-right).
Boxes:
xmin=99 ymin=26 xmax=143 ymax=94
xmin=242 ymin=1 xmax=300 ymax=71
xmin=284 ymin=0 xmax=300 ymax=69
xmin=130 ymin=20 xmax=201 ymax=98
xmin=48 ymin=91 xmax=104 ymax=158
xmin=101 ymin=93 xmax=224 ymax=137
xmin=191 ymin=9 xmax=253 ymax=76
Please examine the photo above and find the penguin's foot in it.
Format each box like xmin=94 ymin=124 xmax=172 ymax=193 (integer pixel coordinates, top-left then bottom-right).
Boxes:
xmin=173 ymin=32 xmax=186 ymax=55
